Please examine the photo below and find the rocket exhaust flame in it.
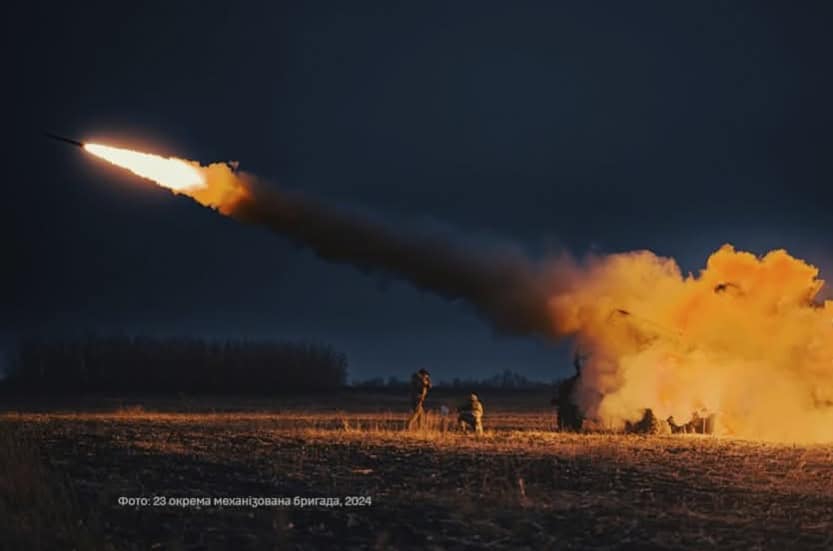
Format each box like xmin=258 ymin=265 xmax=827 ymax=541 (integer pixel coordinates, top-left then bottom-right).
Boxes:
xmin=77 ymin=141 xmax=833 ymax=443
xmin=84 ymin=143 xmax=205 ymax=192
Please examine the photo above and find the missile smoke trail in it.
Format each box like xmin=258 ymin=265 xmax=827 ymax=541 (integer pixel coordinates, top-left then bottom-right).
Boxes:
xmin=79 ymin=141 xmax=558 ymax=337
xmin=229 ymin=183 xmax=557 ymax=337
xmin=70 ymin=140 xmax=833 ymax=442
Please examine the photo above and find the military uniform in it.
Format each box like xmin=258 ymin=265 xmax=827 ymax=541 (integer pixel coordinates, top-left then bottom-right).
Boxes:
xmin=406 ymin=369 xmax=432 ymax=430
xmin=458 ymin=393 xmax=484 ymax=435
xmin=554 ymin=374 xmax=583 ymax=431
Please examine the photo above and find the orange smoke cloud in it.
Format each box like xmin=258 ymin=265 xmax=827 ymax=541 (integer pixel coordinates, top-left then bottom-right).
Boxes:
xmin=550 ymin=245 xmax=833 ymax=443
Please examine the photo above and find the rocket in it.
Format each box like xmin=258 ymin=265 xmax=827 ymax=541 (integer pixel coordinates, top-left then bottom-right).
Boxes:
xmin=44 ymin=132 xmax=83 ymax=148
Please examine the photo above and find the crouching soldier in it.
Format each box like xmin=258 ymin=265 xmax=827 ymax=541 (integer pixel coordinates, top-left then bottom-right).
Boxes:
xmin=406 ymin=368 xmax=432 ymax=430
xmin=457 ymin=393 xmax=484 ymax=435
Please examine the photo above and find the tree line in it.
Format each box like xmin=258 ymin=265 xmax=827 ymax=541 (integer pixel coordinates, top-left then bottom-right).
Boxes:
xmin=354 ymin=369 xmax=552 ymax=390
xmin=2 ymin=336 xmax=348 ymax=394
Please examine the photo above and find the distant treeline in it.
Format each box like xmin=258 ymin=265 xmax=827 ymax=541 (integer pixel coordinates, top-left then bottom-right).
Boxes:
xmin=3 ymin=336 xmax=348 ymax=394
xmin=354 ymin=369 xmax=552 ymax=390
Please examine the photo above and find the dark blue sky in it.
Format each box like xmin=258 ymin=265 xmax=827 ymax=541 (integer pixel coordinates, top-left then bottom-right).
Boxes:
xmin=4 ymin=2 xmax=833 ymax=381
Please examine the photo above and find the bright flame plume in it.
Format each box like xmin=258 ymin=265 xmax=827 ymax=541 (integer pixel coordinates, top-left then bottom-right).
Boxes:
xmin=83 ymin=142 xmax=247 ymax=212
xmin=84 ymin=143 xmax=205 ymax=191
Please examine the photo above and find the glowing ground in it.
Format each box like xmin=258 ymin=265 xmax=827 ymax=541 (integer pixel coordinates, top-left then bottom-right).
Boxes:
xmin=2 ymin=396 xmax=832 ymax=550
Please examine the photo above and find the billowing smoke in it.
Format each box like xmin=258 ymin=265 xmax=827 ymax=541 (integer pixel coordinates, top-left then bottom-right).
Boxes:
xmin=82 ymin=144 xmax=833 ymax=443
xmin=548 ymin=246 xmax=833 ymax=442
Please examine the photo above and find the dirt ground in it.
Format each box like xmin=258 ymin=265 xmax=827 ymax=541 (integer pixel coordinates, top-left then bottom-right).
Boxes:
xmin=1 ymin=392 xmax=832 ymax=550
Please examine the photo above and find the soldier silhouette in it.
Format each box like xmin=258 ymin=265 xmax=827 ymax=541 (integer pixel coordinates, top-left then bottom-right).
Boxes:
xmin=554 ymin=352 xmax=584 ymax=432
xmin=406 ymin=368 xmax=432 ymax=430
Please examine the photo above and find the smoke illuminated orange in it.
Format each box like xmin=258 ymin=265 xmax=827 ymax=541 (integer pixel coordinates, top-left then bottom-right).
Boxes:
xmin=551 ymin=245 xmax=833 ymax=443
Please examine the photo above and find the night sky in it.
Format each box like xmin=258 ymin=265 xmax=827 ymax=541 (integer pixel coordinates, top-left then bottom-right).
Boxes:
xmin=4 ymin=2 xmax=833 ymax=381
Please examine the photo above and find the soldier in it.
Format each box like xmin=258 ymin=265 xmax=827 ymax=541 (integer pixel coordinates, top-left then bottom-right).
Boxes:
xmin=457 ymin=393 xmax=484 ymax=435
xmin=554 ymin=352 xmax=584 ymax=432
xmin=406 ymin=368 xmax=432 ymax=430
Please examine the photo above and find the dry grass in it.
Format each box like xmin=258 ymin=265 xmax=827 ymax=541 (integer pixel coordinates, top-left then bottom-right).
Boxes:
xmin=1 ymin=397 xmax=832 ymax=549
xmin=0 ymin=425 xmax=104 ymax=550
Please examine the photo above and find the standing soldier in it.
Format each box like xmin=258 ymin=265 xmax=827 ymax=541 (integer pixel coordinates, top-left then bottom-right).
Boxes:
xmin=457 ymin=393 xmax=484 ymax=435
xmin=406 ymin=368 xmax=432 ymax=430
xmin=554 ymin=352 xmax=584 ymax=432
